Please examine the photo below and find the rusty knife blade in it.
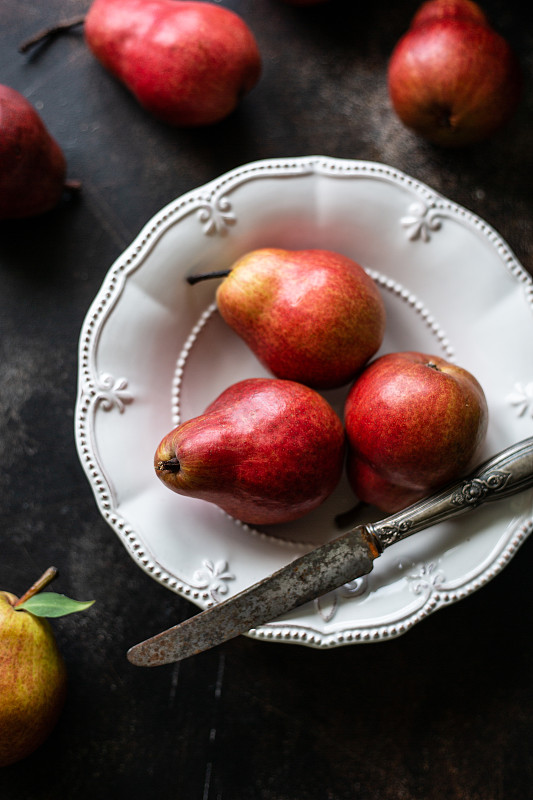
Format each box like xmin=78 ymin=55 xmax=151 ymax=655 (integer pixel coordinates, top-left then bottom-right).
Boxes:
xmin=127 ymin=526 xmax=380 ymax=666
xmin=127 ymin=436 xmax=533 ymax=667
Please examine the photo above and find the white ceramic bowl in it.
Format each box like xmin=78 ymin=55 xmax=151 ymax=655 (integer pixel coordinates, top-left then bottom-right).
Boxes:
xmin=75 ymin=156 xmax=533 ymax=649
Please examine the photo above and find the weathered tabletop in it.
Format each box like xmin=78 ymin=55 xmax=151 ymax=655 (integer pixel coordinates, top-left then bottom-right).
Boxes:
xmin=1 ymin=1 xmax=532 ymax=798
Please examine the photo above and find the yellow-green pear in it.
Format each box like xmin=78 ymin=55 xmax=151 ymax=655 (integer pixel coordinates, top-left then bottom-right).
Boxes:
xmin=0 ymin=571 xmax=67 ymax=767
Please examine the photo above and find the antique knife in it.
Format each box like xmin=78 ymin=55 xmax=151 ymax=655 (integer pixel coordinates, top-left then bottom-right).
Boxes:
xmin=128 ymin=436 xmax=533 ymax=667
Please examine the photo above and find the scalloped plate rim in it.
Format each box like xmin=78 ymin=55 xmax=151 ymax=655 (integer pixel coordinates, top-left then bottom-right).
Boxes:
xmin=74 ymin=155 xmax=533 ymax=649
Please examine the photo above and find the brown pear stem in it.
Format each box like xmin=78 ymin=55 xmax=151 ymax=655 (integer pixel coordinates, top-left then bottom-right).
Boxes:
xmin=186 ymin=269 xmax=231 ymax=286
xmin=19 ymin=15 xmax=86 ymax=54
xmin=14 ymin=567 xmax=59 ymax=607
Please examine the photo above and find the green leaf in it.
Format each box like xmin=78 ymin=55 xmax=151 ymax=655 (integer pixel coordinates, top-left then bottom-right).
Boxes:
xmin=16 ymin=592 xmax=95 ymax=618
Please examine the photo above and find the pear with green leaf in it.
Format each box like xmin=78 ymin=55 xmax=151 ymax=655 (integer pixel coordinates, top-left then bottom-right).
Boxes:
xmin=0 ymin=567 xmax=94 ymax=767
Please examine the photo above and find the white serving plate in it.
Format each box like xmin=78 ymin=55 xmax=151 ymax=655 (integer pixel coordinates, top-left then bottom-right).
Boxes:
xmin=75 ymin=156 xmax=533 ymax=649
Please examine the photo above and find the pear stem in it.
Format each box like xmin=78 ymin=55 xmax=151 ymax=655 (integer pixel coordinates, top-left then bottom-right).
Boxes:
xmin=186 ymin=269 xmax=231 ymax=286
xmin=14 ymin=567 xmax=59 ymax=607
xmin=18 ymin=15 xmax=86 ymax=54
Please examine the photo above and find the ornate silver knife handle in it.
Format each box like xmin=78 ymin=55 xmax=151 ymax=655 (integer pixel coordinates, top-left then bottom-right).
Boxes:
xmin=369 ymin=436 xmax=533 ymax=550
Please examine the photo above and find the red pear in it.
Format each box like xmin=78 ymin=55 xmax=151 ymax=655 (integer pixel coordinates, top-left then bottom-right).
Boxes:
xmin=214 ymin=248 xmax=386 ymax=390
xmin=344 ymin=352 xmax=489 ymax=513
xmin=387 ymin=0 xmax=522 ymax=146
xmin=0 ymin=84 xmax=67 ymax=219
xmin=84 ymin=0 xmax=261 ymax=127
xmin=154 ymin=378 xmax=345 ymax=525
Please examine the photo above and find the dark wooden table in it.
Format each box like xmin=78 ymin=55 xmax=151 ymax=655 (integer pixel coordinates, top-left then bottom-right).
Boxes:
xmin=1 ymin=2 xmax=532 ymax=798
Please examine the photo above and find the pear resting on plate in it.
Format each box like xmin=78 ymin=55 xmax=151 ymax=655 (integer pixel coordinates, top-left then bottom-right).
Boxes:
xmin=155 ymin=247 xmax=488 ymax=524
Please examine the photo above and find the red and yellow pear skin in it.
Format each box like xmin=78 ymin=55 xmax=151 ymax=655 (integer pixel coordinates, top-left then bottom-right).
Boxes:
xmin=344 ymin=352 xmax=489 ymax=514
xmin=154 ymin=378 xmax=346 ymax=525
xmin=216 ymin=249 xmax=386 ymax=390
xmin=84 ymin=0 xmax=261 ymax=127
xmin=0 ymin=591 xmax=67 ymax=767
xmin=387 ymin=0 xmax=522 ymax=146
